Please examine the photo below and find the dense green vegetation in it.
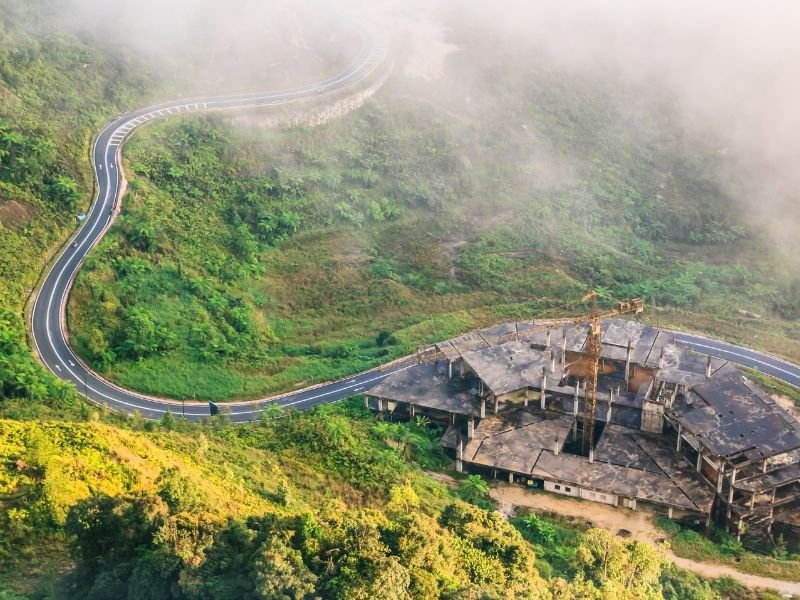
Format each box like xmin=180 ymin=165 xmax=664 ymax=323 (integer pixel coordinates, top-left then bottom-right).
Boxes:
xmin=69 ymin=57 xmax=800 ymax=399
xmin=2 ymin=0 xmax=800 ymax=597
xmin=0 ymin=0 xmax=155 ymax=410
xmin=0 ymin=400 xmax=785 ymax=599
xmin=657 ymin=518 xmax=800 ymax=583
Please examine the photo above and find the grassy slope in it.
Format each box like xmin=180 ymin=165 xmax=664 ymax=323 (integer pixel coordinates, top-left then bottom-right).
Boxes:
xmin=0 ymin=0 xmax=155 ymax=409
xmin=0 ymin=401 xmax=774 ymax=600
xmin=67 ymin=53 xmax=800 ymax=401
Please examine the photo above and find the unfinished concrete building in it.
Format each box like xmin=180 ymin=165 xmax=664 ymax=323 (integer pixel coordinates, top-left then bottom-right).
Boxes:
xmin=366 ymin=319 xmax=800 ymax=541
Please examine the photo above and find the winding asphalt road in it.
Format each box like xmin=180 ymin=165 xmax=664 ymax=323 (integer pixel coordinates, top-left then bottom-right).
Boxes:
xmin=28 ymin=28 xmax=800 ymax=422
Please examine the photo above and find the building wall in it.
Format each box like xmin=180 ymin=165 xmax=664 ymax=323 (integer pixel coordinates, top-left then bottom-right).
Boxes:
xmin=579 ymin=487 xmax=618 ymax=506
xmin=544 ymin=480 xmax=580 ymax=497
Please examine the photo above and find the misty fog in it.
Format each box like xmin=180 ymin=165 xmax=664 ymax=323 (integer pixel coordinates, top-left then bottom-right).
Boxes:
xmin=54 ymin=0 xmax=800 ymax=261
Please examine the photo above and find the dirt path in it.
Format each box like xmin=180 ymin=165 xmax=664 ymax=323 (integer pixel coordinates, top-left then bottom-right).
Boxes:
xmin=490 ymin=483 xmax=800 ymax=598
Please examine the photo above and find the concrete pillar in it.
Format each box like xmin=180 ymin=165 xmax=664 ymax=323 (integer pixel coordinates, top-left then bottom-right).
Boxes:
xmin=717 ymin=462 xmax=724 ymax=493
xmin=467 ymin=417 xmax=474 ymax=440
xmin=410 ymin=404 xmax=416 ymax=419
xmin=450 ymin=412 xmax=456 ymax=425
xmin=546 ymin=329 xmax=551 ymax=348
xmin=456 ymin=434 xmax=463 ymax=473
xmin=492 ymin=469 xmax=497 ymax=480
xmin=749 ymin=492 xmax=755 ymax=511
xmin=696 ymin=445 xmax=703 ymax=472
xmin=494 ymin=396 xmax=499 ymax=415
xmin=608 ymin=388 xmax=614 ymax=423
xmin=460 ymin=361 xmax=464 ymax=377
xmin=737 ymin=517 xmax=743 ymax=541
xmin=448 ymin=361 xmax=452 ymax=378
xmin=659 ymin=348 xmax=665 ymax=369
xmin=630 ymin=498 xmax=637 ymax=511
xmin=550 ymin=350 xmax=556 ymax=373
xmin=676 ymin=423 xmax=682 ymax=451
xmin=624 ymin=340 xmax=632 ymax=389
xmin=762 ymin=459 xmax=768 ymax=474
xmin=554 ymin=435 xmax=560 ymax=456
xmin=589 ymin=446 xmax=594 ymax=464
xmin=364 ymin=395 xmax=369 ymax=409
xmin=668 ymin=506 xmax=674 ymax=519
xmin=541 ymin=368 xmax=547 ymax=410
xmin=480 ymin=398 xmax=486 ymax=419
xmin=479 ymin=380 xmax=484 ymax=396
xmin=573 ymin=380 xmax=580 ymax=412
xmin=562 ymin=330 xmax=567 ymax=366
xmin=728 ymin=468 xmax=737 ymax=505
xmin=706 ymin=355 xmax=712 ymax=379
xmin=378 ymin=398 xmax=384 ymax=412
xmin=524 ymin=388 xmax=529 ymax=407
xmin=508 ymin=472 xmax=514 ymax=483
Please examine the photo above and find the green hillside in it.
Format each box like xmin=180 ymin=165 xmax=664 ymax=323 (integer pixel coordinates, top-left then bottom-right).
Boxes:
xmin=0 ymin=401 xmax=776 ymax=600
xmin=1 ymin=0 xmax=800 ymax=598
xmin=0 ymin=0 xmax=154 ymax=412
xmin=67 ymin=47 xmax=800 ymax=400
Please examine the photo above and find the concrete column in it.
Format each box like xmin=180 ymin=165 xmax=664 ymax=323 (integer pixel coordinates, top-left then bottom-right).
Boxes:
xmin=668 ymin=507 xmax=674 ymax=519
xmin=749 ymin=493 xmax=755 ymax=511
xmin=378 ymin=398 xmax=384 ymax=412
xmin=480 ymin=398 xmax=486 ymax=418
xmin=550 ymin=350 xmax=556 ymax=373
xmin=727 ymin=468 xmax=737 ymax=506
xmin=508 ymin=472 xmax=514 ymax=483
xmin=479 ymin=380 xmax=484 ymax=396
xmin=624 ymin=340 xmax=632 ymax=389
xmin=676 ymin=423 xmax=682 ymax=451
xmin=554 ymin=435 xmax=560 ymax=456
xmin=467 ymin=417 xmax=474 ymax=440
xmin=456 ymin=434 xmax=463 ymax=473
xmin=448 ymin=361 xmax=452 ymax=378
xmin=630 ymin=498 xmax=637 ymax=511
xmin=737 ymin=517 xmax=743 ymax=541
xmin=762 ymin=459 xmax=768 ymax=474
xmin=546 ymin=329 xmax=551 ymax=348
xmin=410 ymin=404 xmax=416 ymax=419
xmin=717 ymin=462 xmax=724 ymax=493
xmin=659 ymin=348 xmax=665 ymax=368
xmin=494 ymin=395 xmax=499 ymax=415
xmin=541 ymin=368 xmax=547 ymax=410
xmin=696 ymin=445 xmax=703 ymax=472
xmin=706 ymin=355 xmax=712 ymax=379
xmin=562 ymin=330 xmax=567 ymax=366
xmin=524 ymin=388 xmax=529 ymax=407
xmin=450 ymin=412 xmax=456 ymax=425
xmin=589 ymin=446 xmax=594 ymax=464
xmin=364 ymin=395 xmax=369 ymax=409
xmin=608 ymin=388 xmax=614 ymax=423
xmin=460 ymin=361 xmax=464 ymax=377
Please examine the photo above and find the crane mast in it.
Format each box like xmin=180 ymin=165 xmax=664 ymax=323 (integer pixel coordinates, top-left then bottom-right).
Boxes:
xmin=577 ymin=291 xmax=644 ymax=455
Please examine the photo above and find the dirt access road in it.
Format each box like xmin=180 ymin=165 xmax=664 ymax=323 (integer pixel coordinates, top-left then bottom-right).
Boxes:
xmin=491 ymin=483 xmax=800 ymax=598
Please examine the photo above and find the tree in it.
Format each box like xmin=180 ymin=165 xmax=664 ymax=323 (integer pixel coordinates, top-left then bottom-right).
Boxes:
xmin=155 ymin=467 xmax=205 ymax=514
xmin=458 ymin=475 xmax=490 ymax=504
xmin=520 ymin=513 xmax=557 ymax=545
xmin=576 ymin=528 xmax=626 ymax=582
xmin=254 ymin=537 xmax=317 ymax=600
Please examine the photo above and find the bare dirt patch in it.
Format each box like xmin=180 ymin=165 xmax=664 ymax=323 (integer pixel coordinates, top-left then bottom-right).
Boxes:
xmin=774 ymin=395 xmax=800 ymax=419
xmin=0 ymin=199 xmax=37 ymax=229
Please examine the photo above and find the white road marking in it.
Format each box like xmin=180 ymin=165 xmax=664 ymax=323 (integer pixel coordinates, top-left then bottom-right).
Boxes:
xmin=678 ymin=340 xmax=800 ymax=383
xmin=68 ymin=360 xmax=75 ymax=367
xmin=32 ymin=32 xmax=407 ymax=419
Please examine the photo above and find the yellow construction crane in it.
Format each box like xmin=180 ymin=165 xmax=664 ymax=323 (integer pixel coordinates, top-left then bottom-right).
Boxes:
xmin=575 ymin=291 xmax=644 ymax=454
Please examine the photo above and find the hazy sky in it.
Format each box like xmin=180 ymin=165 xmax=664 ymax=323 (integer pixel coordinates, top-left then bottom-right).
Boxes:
xmin=54 ymin=0 xmax=800 ymax=259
